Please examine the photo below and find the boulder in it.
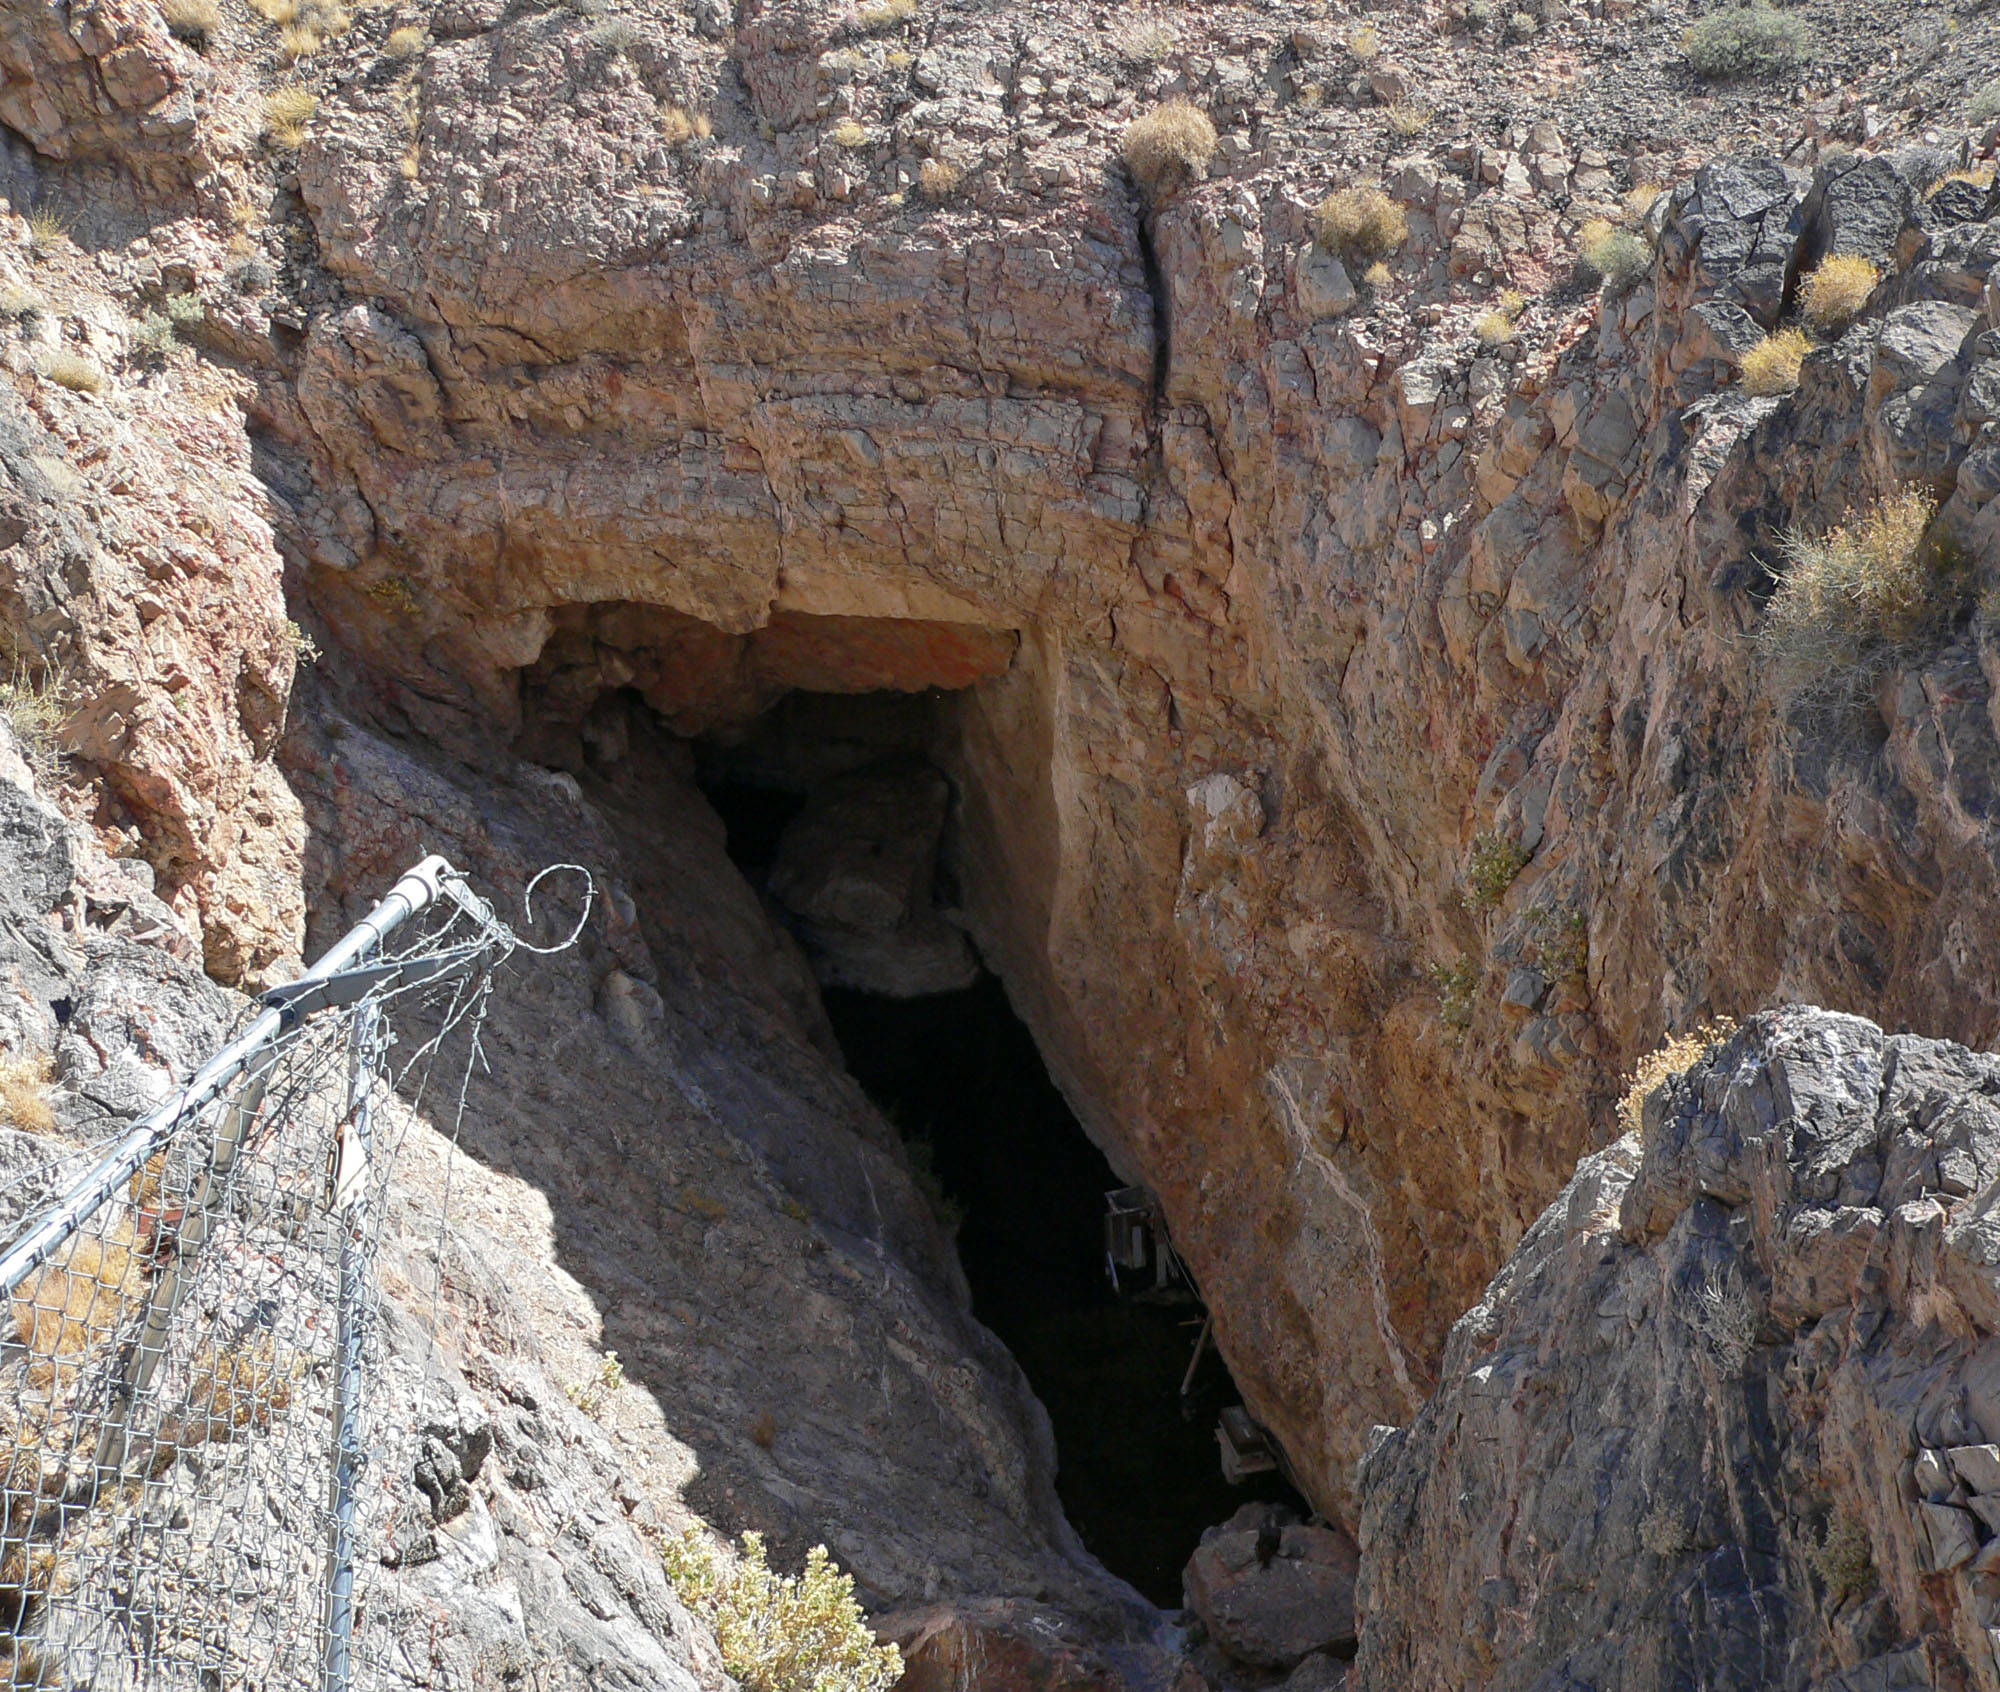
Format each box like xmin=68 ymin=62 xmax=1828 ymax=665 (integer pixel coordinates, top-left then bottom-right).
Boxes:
xmin=1184 ymin=1505 xmax=1359 ymax=1671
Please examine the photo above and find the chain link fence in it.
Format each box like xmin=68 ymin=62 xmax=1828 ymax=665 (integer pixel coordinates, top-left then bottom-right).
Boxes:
xmin=0 ymin=856 xmax=580 ymax=1691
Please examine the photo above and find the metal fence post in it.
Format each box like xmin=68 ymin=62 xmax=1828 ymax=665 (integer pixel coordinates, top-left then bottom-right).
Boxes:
xmin=323 ymin=999 xmax=379 ymax=1692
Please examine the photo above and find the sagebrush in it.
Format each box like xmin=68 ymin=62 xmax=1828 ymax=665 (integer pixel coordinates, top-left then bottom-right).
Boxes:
xmin=1579 ymin=219 xmax=1650 ymax=291
xmin=1683 ymin=3 xmax=1810 ymax=79
xmin=662 ymin=1530 xmax=903 ymax=1692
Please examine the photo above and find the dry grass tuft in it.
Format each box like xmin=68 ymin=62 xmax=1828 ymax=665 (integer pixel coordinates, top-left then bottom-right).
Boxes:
xmin=854 ymin=0 xmax=915 ymax=29
xmin=1385 ymin=100 xmax=1429 ymax=137
xmin=181 ymin=1336 xmax=300 ymax=1442
xmin=1798 ymin=254 xmax=1877 ymax=337
xmin=246 ymin=0 xmax=299 ymax=23
xmin=1740 ymin=326 xmax=1810 ymax=397
xmin=382 ymin=22 xmax=426 ymax=55
xmin=36 ymin=352 xmax=106 ymax=396
xmin=278 ymin=21 xmax=320 ymax=57
xmin=659 ymin=105 xmax=712 ymax=143
xmin=161 ymin=0 xmax=221 ymax=42
xmin=263 ymin=84 xmax=317 ymax=147
xmin=1120 ymin=101 xmax=1217 ymax=202
xmin=1314 ymin=186 xmax=1407 ymax=264
xmin=918 ymin=156 xmax=961 ymax=200
xmin=1115 ymin=19 xmax=1176 ymax=63
xmin=14 ymin=1223 xmax=143 ymax=1382
xmin=1758 ymin=488 xmax=1955 ymax=694
xmin=24 ymin=209 xmax=67 ymax=253
xmin=1363 ymin=259 xmax=1392 ymax=289
xmin=1618 ymin=1018 xmax=1737 ymax=1139
xmin=0 ymin=669 xmax=65 ymax=785
xmin=0 ymin=1057 xmax=53 ymax=1137
xmin=1474 ymin=309 xmax=1516 ymax=346
xmin=1348 ymin=22 xmax=1380 ymax=58
xmin=1623 ymin=182 xmax=1663 ymax=221
xmin=827 ymin=116 xmax=869 ymax=148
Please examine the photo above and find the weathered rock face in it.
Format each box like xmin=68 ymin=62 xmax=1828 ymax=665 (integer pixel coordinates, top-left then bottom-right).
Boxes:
xmin=13 ymin=0 xmax=2000 ymax=1675
xmin=1185 ymin=1505 xmax=1358 ymax=1673
xmin=1354 ymin=1007 xmax=2000 ymax=1692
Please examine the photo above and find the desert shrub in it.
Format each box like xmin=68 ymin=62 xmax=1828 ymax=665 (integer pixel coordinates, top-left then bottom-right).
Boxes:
xmin=854 ymin=0 xmax=915 ymax=29
xmin=132 ymin=311 xmax=178 ymax=359
xmin=247 ymin=0 xmax=298 ymax=22
xmin=1531 ymin=906 xmax=1587 ymax=980
xmin=0 ymin=286 xmax=46 ymax=324
xmin=660 ymin=105 xmax=712 ymax=143
xmin=0 ymin=1057 xmax=52 ymax=1136
xmin=278 ymin=21 xmax=318 ymax=56
xmin=1462 ymin=831 xmax=1530 ymax=912
xmin=1798 ymin=254 xmax=1876 ymax=336
xmin=827 ymin=116 xmax=869 ymax=148
xmin=1974 ymin=80 xmax=2000 ymax=126
xmin=181 ymin=1336 xmax=300 ymax=1442
xmin=918 ymin=156 xmax=961 ymax=199
xmin=1578 ymin=219 xmax=1650 ymax=291
xmin=1690 ymin=1274 xmax=1757 ymax=1372
xmin=1120 ymin=101 xmax=1217 ymax=201
xmin=25 ymin=208 xmax=66 ymax=252
xmin=1428 ymin=958 xmax=1477 ymax=1029
xmin=1385 ymin=100 xmax=1429 ymax=137
xmin=1362 ymin=259 xmax=1392 ymax=288
xmin=1314 ymin=186 xmax=1407 ymax=263
xmin=263 ymin=84 xmax=317 ymax=147
xmin=1616 ymin=1018 xmax=1737 ymax=1138
xmin=661 ymin=1530 xmax=903 ymax=1692
xmin=1114 ymin=19 xmax=1177 ymax=63
xmin=37 ymin=352 xmax=105 ymax=395
xmin=14 ymin=1223 xmax=144 ymax=1383
xmin=565 ymin=1350 xmax=625 ymax=1417
xmin=1739 ymin=326 xmax=1809 ymax=396
xmin=587 ymin=14 xmax=637 ymax=50
xmin=0 ymin=669 xmax=65 ymax=788
xmin=1347 ymin=22 xmax=1380 ymax=58
xmin=383 ymin=23 xmax=426 ymax=55
xmin=1683 ymin=3 xmax=1810 ymax=81
xmin=1474 ymin=309 xmax=1515 ymax=346
xmin=1505 ymin=10 xmax=1537 ymax=39
xmin=1758 ymin=488 xmax=1957 ymax=694
xmin=1812 ymin=1515 xmax=1876 ymax=1600
xmin=161 ymin=0 xmax=220 ymax=43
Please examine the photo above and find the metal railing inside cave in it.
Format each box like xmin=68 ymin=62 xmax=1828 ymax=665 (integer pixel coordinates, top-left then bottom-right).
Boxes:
xmin=0 ymin=853 xmax=583 ymax=1692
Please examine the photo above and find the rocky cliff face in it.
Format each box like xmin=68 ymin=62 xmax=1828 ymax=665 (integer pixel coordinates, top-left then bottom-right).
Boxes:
xmin=1355 ymin=1006 xmax=2000 ymax=1692
xmin=8 ymin=0 xmax=2000 ymax=1680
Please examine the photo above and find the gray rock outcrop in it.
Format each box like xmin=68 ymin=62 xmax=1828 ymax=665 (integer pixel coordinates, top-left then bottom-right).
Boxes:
xmin=1354 ymin=1007 xmax=2000 ymax=1691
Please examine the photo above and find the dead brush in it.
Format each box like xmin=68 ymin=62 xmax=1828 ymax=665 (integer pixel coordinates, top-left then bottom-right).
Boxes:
xmin=13 ymin=1219 xmax=147 ymax=1391
xmin=177 ymin=1335 xmax=300 ymax=1443
xmin=1120 ymin=101 xmax=1217 ymax=203
xmin=0 ymin=1059 xmax=52 ymax=1137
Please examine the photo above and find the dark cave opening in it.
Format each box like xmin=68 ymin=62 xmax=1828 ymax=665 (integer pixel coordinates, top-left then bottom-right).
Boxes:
xmin=695 ymin=692 xmax=1303 ymax=1610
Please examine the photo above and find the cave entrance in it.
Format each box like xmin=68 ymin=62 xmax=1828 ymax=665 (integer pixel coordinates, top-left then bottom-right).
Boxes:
xmin=692 ymin=686 xmax=1304 ymax=1609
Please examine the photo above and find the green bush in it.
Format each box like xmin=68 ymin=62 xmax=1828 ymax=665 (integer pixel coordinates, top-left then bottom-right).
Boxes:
xmin=662 ymin=1530 xmax=903 ymax=1692
xmin=1683 ymin=4 xmax=1810 ymax=80
xmin=1462 ymin=831 xmax=1530 ymax=912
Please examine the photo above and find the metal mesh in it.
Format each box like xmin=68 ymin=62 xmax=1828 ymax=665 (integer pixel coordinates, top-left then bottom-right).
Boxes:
xmin=0 ymin=858 xmax=572 ymax=1691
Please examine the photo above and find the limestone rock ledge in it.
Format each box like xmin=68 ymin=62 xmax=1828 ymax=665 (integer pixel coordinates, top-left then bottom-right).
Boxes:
xmin=1355 ymin=1006 xmax=2000 ymax=1692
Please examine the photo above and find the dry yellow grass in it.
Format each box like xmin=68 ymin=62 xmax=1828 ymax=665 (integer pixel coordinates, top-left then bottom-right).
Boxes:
xmin=278 ymin=21 xmax=320 ymax=58
xmin=1618 ymin=1018 xmax=1737 ymax=1139
xmin=1314 ymin=186 xmax=1408 ymax=263
xmin=0 ymin=1060 xmax=52 ymax=1137
xmin=1623 ymin=182 xmax=1663 ymax=221
xmin=161 ymin=0 xmax=221 ymax=41
xmin=1579 ymin=218 xmax=1650 ymax=289
xmin=827 ymin=116 xmax=869 ymax=148
xmin=1120 ymin=101 xmax=1217 ymax=201
xmin=1740 ymin=327 xmax=1810 ymax=396
xmin=1759 ymin=488 xmax=1948 ymax=688
xmin=1798 ymin=255 xmax=1877 ymax=337
xmin=246 ymin=0 xmax=298 ymax=23
xmin=263 ymin=84 xmax=317 ymax=146
xmin=1363 ymin=259 xmax=1392 ymax=289
xmin=14 ymin=1223 xmax=144 ymax=1382
xmin=918 ymin=156 xmax=961 ymax=200
xmin=1348 ymin=22 xmax=1381 ymax=58
xmin=36 ymin=352 xmax=106 ymax=396
xmin=383 ymin=22 xmax=426 ymax=55
xmin=1474 ymin=309 xmax=1516 ymax=346
xmin=854 ymin=0 xmax=915 ymax=28
xmin=659 ymin=105 xmax=711 ymax=143
xmin=1385 ymin=100 xmax=1428 ymax=137
xmin=181 ymin=1336 xmax=299 ymax=1442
